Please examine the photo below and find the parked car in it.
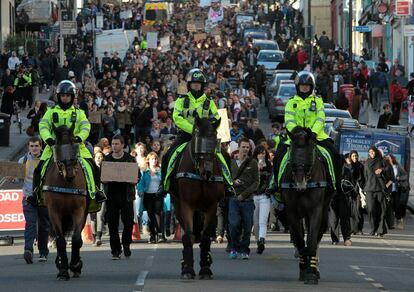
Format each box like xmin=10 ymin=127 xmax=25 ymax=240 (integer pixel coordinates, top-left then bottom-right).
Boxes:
xmin=324 ymin=108 xmax=352 ymax=119
xmin=268 ymin=80 xmax=296 ymax=121
xmin=265 ymin=69 xmax=296 ymax=106
xmin=252 ymin=39 xmax=279 ymax=51
xmin=243 ymin=31 xmax=268 ymax=44
xmin=241 ymin=25 xmax=272 ymax=42
xmin=235 ymin=13 xmax=255 ymax=35
xmin=257 ymin=50 xmax=284 ymax=79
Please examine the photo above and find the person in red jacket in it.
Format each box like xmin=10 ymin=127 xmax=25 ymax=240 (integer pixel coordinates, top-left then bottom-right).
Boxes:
xmin=390 ymin=79 xmax=404 ymax=120
xmin=296 ymin=46 xmax=308 ymax=70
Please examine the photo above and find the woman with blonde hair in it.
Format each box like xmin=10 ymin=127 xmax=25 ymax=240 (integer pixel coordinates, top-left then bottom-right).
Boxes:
xmin=137 ymin=152 xmax=166 ymax=243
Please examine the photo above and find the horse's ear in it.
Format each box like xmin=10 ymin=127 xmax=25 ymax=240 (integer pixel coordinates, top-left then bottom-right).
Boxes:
xmin=212 ymin=117 xmax=221 ymax=130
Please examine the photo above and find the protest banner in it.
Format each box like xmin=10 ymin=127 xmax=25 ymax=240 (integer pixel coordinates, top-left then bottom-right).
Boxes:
xmin=194 ymin=33 xmax=207 ymax=42
xmin=88 ymin=111 xmax=102 ymax=124
xmin=160 ymin=36 xmax=171 ymax=52
xmin=217 ymin=109 xmax=231 ymax=143
xmin=147 ymin=32 xmax=159 ymax=49
xmin=120 ymin=10 xmax=133 ymax=19
xmin=186 ymin=23 xmax=197 ymax=32
xmin=101 ymin=162 xmax=139 ymax=183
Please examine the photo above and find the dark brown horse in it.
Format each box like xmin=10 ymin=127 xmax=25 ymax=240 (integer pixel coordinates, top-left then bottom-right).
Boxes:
xmin=170 ymin=116 xmax=224 ymax=280
xmin=42 ymin=125 xmax=89 ymax=280
xmin=280 ymin=126 xmax=332 ymax=284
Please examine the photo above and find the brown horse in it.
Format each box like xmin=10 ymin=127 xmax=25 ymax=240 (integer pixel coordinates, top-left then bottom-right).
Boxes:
xmin=170 ymin=116 xmax=225 ymax=280
xmin=42 ymin=125 xmax=89 ymax=280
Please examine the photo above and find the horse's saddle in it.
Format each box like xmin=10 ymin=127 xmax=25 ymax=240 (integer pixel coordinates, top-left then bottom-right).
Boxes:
xmin=278 ymin=145 xmax=336 ymax=190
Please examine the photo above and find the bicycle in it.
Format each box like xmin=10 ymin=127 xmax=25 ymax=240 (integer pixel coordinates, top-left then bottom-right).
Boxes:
xmin=13 ymin=101 xmax=23 ymax=134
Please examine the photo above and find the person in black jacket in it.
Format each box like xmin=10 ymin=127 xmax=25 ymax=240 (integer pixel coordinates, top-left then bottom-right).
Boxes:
xmin=102 ymin=135 xmax=139 ymax=260
xmin=348 ymin=150 xmax=366 ymax=234
xmin=363 ymin=146 xmax=394 ymax=236
xmin=377 ymin=104 xmax=393 ymax=129
xmin=131 ymin=98 xmax=152 ymax=143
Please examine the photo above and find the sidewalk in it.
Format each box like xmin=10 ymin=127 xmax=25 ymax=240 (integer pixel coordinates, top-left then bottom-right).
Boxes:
xmin=0 ymin=91 xmax=52 ymax=161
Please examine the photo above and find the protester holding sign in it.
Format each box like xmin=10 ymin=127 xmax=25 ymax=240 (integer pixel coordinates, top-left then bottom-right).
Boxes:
xmin=102 ymin=135 xmax=139 ymax=260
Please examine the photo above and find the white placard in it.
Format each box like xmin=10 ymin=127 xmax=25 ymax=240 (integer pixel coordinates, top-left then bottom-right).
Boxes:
xmin=200 ymin=0 xmax=211 ymax=7
xmin=96 ymin=15 xmax=103 ymax=28
xmin=147 ymin=32 xmax=158 ymax=49
xmin=160 ymin=36 xmax=170 ymax=52
xmin=404 ymin=25 xmax=414 ymax=37
xmin=217 ymin=109 xmax=231 ymax=143
xmin=120 ymin=10 xmax=133 ymax=19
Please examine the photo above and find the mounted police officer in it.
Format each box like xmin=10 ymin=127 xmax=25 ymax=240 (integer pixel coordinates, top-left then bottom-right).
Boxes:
xmin=157 ymin=68 xmax=235 ymax=196
xmin=273 ymin=71 xmax=342 ymax=191
xmin=27 ymin=80 xmax=106 ymax=206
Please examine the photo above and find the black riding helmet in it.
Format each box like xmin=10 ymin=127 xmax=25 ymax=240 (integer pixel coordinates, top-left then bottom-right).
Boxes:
xmin=295 ymin=71 xmax=315 ymax=99
xmin=56 ymin=80 xmax=76 ymax=110
xmin=186 ymin=68 xmax=207 ymax=98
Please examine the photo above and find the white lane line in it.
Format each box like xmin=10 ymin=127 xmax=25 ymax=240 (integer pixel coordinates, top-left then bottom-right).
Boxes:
xmin=356 ymin=271 xmax=366 ymax=276
xmin=135 ymin=271 xmax=149 ymax=286
xmin=364 ymin=277 xmax=374 ymax=281
xmin=372 ymin=283 xmax=384 ymax=288
xmin=350 ymin=265 xmax=360 ymax=270
xmin=357 ymin=265 xmax=414 ymax=271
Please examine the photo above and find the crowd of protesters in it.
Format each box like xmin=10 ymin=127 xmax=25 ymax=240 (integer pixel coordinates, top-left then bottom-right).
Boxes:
xmin=0 ymin=0 xmax=412 ymax=261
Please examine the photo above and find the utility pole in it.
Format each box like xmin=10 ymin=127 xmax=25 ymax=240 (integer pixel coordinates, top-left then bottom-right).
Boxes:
xmin=348 ymin=0 xmax=353 ymax=84
xmin=308 ymin=0 xmax=312 ymax=70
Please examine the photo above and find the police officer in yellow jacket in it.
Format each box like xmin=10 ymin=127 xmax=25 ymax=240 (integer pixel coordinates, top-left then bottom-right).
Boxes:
xmin=27 ymin=80 xmax=106 ymax=205
xmin=157 ymin=68 xmax=235 ymax=196
xmin=273 ymin=71 xmax=341 ymax=190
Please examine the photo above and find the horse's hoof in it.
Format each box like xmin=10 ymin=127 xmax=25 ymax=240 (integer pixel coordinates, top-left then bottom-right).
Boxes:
xmin=199 ymin=274 xmax=213 ymax=280
xmin=199 ymin=267 xmax=213 ymax=280
xmin=70 ymin=259 xmax=83 ymax=274
xmin=181 ymin=273 xmax=195 ymax=280
xmin=57 ymin=270 xmax=70 ymax=281
xmin=304 ymin=272 xmax=318 ymax=285
xmin=72 ymin=272 xmax=81 ymax=278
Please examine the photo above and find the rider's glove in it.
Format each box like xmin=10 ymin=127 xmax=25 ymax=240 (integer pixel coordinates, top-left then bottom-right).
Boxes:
xmin=46 ymin=138 xmax=55 ymax=146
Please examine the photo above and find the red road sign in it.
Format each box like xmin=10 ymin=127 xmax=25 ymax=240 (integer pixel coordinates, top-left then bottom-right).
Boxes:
xmin=396 ymin=0 xmax=410 ymax=16
xmin=0 ymin=189 xmax=25 ymax=231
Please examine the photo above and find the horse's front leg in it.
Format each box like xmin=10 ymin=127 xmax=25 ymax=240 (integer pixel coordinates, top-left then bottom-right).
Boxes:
xmin=199 ymin=205 xmax=216 ymax=280
xmin=55 ymin=235 xmax=70 ymax=280
xmin=304 ymin=203 xmax=324 ymax=285
xmin=70 ymin=211 xmax=87 ymax=278
xmin=179 ymin=203 xmax=195 ymax=280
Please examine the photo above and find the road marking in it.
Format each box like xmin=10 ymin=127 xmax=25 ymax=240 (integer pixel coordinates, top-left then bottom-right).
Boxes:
xmin=356 ymin=271 xmax=366 ymax=276
xmin=372 ymin=283 xmax=383 ymax=288
xmin=350 ymin=265 xmax=360 ymax=270
xmin=357 ymin=265 xmax=414 ymax=271
xmin=144 ymin=256 xmax=154 ymax=268
xmin=364 ymin=277 xmax=374 ymax=281
xmin=136 ymin=271 xmax=149 ymax=286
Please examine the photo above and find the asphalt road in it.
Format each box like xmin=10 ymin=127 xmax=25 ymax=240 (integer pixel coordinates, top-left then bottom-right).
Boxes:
xmin=0 ymin=214 xmax=413 ymax=292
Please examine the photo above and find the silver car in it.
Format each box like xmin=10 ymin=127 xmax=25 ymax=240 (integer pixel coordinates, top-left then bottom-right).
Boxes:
xmin=268 ymin=80 xmax=296 ymax=122
xmin=265 ymin=69 xmax=296 ymax=106
xmin=256 ymin=50 xmax=284 ymax=79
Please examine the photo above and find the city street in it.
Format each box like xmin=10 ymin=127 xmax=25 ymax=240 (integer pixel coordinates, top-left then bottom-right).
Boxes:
xmin=0 ymin=216 xmax=414 ymax=292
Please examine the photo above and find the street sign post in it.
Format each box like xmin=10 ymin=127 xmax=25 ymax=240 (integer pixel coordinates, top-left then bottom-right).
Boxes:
xmin=395 ymin=0 xmax=410 ymax=16
xmin=353 ymin=25 xmax=371 ymax=33
xmin=60 ymin=21 xmax=77 ymax=35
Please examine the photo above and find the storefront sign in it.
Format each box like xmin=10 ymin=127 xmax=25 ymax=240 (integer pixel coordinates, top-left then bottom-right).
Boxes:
xmin=395 ymin=0 xmax=410 ymax=16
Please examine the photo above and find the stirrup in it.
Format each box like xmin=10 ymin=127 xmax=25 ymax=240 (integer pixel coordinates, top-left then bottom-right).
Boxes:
xmin=94 ymin=190 xmax=107 ymax=203
xmin=225 ymin=186 xmax=236 ymax=197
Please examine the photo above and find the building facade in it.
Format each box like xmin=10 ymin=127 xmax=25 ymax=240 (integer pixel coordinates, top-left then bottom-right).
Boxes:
xmin=0 ymin=0 xmax=16 ymax=50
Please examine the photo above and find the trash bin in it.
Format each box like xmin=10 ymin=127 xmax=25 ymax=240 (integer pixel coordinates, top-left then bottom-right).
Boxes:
xmin=0 ymin=113 xmax=11 ymax=146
